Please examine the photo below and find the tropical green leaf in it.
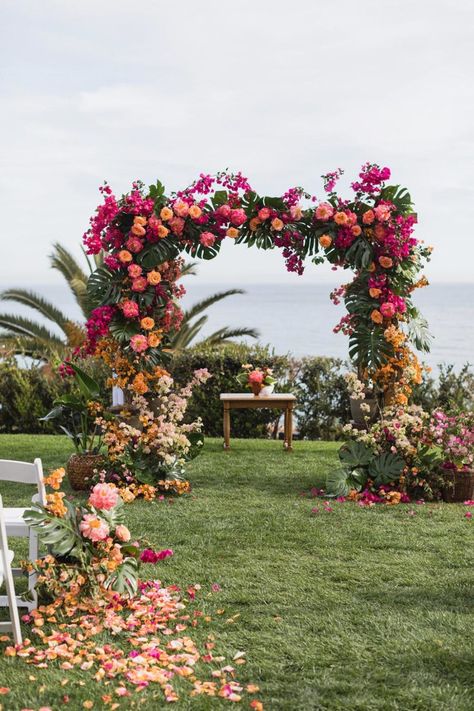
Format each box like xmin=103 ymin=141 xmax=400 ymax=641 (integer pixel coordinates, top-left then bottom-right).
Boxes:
xmin=87 ymin=267 xmax=122 ymax=307
xmin=368 ymin=453 xmax=404 ymax=486
xmin=326 ymin=467 xmax=368 ymax=497
xmin=66 ymin=362 xmax=101 ymax=400
xmin=338 ymin=441 xmax=373 ymax=468
xmin=105 ymin=557 xmax=139 ymax=597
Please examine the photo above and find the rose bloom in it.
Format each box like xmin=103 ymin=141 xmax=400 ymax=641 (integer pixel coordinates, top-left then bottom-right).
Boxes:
xmin=368 ymin=262 xmax=376 ymax=272
xmin=200 ymin=231 xmax=216 ymax=247
xmin=379 ymin=256 xmax=393 ymax=269
xmin=351 ymin=224 xmax=362 ymax=236
xmin=147 ymin=270 xmax=162 ymax=285
xmin=369 ymin=287 xmax=382 ymax=299
xmin=168 ymin=216 xmax=185 ymax=235
xmin=173 ymin=200 xmax=189 ymax=218
xmin=89 ymin=483 xmax=120 ymax=511
xmin=130 ymin=334 xmax=149 ymax=353
xmin=374 ymin=224 xmax=386 ymax=240
xmin=134 ymin=215 xmax=147 ymax=226
xmin=290 ymin=204 xmax=303 ymax=220
xmin=334 ymin=211 xmax=349 ymax=225
xmin=216 ymin=204 xmax=231 ymax=218
xmin=157 ymin=224 xmax=169 ymax=238
xmin=249 ymin=217 xmax=261 ymax=231
xmin=132 ymin=276 xmax=148 ymax=292
xmin=79 ymin=514 xmax=109 ymax=543
xmin=315 ymin=202 xmax=334 ymax=221
xmin=380 ymin=302 xmax=396 ymax=318
xmin=121 ymin=300 xmax=139 ymax=318
xmin=141 ymin=317 xmax=155 ymax=330
xmin=370 ymin=309 xmax=383 ymax=324
xmin=128 ymin=264 xmax=142 ymax=278
xmin=188 ymin=204 xmax=202 ymax=219
xmin=148 ymin=332 xmax=161 ymax=348
xmin=126 ymin=237 xmax=144 ymax=253
xmin=248 ymin=370 xmax=264 ymax=384
xmin=226 ymin=227 xmax=239 ymax=238
xmin=230 ymin=208 xmax=247 ymax=226
xmin=319 ymin=234 xmax=332 ymax=248
xmin=147 ymin=214 xmax=160 ymax=233
xmin=118 ymin=250 xmax=133 ymax=264
xmin=271 ymin=217 xmax=284 ymax=231
xmin=115 ymin=524 xmax=131 ymax=542
xmin=362 ymin=209 xmax=375 ymax=224
xmin=131 ymin=223 xmax=146 ymax=237
xmin=258 ymin=207 xmax=271 ymax=221
xmin=160 ymin=206 xmax=173 ymax=221
xmin=374 ymin=204 xmax=391 ymax=222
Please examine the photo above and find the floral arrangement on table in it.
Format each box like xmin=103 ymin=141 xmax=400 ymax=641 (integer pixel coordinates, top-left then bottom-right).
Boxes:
xmin=236 ymin=363 xmax=276 ymax=396
xmin=23 ymin=468 xmax=172 ymax=602
xmin=77 ymin=162 xmax=431 ymax=422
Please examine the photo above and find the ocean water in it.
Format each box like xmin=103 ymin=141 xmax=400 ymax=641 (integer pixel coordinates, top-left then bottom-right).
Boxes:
xmin=4 ymin=283 xmax=474 ymax=372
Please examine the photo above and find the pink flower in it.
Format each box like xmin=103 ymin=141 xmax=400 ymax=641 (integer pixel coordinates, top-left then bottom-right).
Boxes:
xmin=79 ymin=514 xmax=109 ymax=542
xmin=211 ymin=583 xmax=221 ymax=592
xmin=168 ymin=216 xmax=185 ymax=235
xmin=248 ymin=370 xmax=264 ymax=384
xmin=89 ymin=483 xmax=120 ymax=511
xmin=465 ymin=512 xmax=472 ymax=519
xmin=125 ymin=237 xmax=144 ymax=253
xmin=374 ymin=204 xmax=392 ymax=222
xmin=173 ymin=199 xmax=189 ymax=218
xmin=131 ymin=276 xmax=147 ymax=292
xmin=200 ymin=231 xmax=216 ymax=248
xmin=140 ymin=548 xmax=173 ymax=563
xmin=115 ymin=524 xmax=131 ymax=542
xmin=128 ymin=264 xmax=142 ymax=278
xmin=130 ymin=334 xmax=149 ymax=353
xmin=216 ymin=204 xmax=231 ymax=219
xmin=315 ymin=202 xmax=334 ymax=221
xmin=362 ymin=209 xmax=375 ymax=225
xmin=258 ymin=207 xmax=271 ymax=221
xmin=229 ymin=208 xmax=247 ymax=226
xmin=121 ymin=300 xmax=139 ymax=318
xmin=380 ymin=302 xmax=396 ymax=318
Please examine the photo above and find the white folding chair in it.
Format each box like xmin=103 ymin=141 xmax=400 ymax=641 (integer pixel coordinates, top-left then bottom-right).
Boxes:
xmin=0 ymin=495 xmax=22 ymax=645
xmin=0 ymin=458 xmax=46 ymax=611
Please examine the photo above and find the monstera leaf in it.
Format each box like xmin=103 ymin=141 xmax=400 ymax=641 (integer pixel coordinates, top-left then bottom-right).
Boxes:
xmin=368 ymin=453 xmax=404 ymax=486
xmin=23 ymin=500 xmax=83 ymax=559
xmin=87 ymin=267 xmax=122 ymax=307
xmin=138 ymin=238 xmax=181 ymax=269
xmin=326 ymin=466 xmax=368 ymax=497
xmin=105 ymin=557 xmax=139 ymax=597
xmin=338 ymin=441 xmax=373 ymax=468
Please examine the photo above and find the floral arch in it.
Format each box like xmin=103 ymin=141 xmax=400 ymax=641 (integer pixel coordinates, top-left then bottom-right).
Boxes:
xmin=81 ymin=162 xmax=431 ymax=412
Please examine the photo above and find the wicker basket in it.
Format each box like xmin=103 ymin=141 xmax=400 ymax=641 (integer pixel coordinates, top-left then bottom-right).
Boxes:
xmin=441 ymin=467 xmax=474 ymax=503
xmin=66 ymin=453 xmax=105 ymax=491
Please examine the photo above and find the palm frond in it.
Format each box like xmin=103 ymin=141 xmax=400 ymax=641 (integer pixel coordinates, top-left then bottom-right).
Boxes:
xmin=0 ymin=289 xmax=70 ymax=330
xmin=180 ymin=261 xmax=199 ymax=278
xmin=197 ymin=326 xmax=259 ymax=348
xmin=170 ymin=316 xmax=208 ymax=350
xmin=183 ymin=289 xmax=245 ymax=322
xmin=49 ymin=243 xmax=89 ymax=284
xmin=0 ymin=314 xmax=65 ymax=347
xmin=0 ymin=334 xmax=58 ymax=360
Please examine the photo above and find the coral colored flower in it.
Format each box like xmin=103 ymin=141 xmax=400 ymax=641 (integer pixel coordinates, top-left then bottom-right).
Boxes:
xmin=140 ymin=317 xmax=155 ymax=330
xmin=118 ymin=250 xmax=132 ymax=263
xmin=248 ymin=370 xmax=264 ymax=384
xmin=79 ymin=514 xmax=109 ymax=542
xmin=319 ymin=234 xmax=332 ymax=248
xmin=315 ymin=202 xmax=334 ymax=221
xmin=258 ymin=207 xmax=271 ymax=221
xmin=200 ymin=231 xmax=216 ymax=247
xmin=369 ymin=287 xmax=382 ymax=299
xmin=173 ymin=199 xmax=189 ymax=218
xmin=130 ymin=334 xmax=149 ymax=353
xmin=334 ymin=211 xmax=349 ymax=225
xmin=370 ymin=309 xmax=383 ymax=324
xmin=157 ymin=224 xmax=169 ymax=238
xmin=271 ymin=217 xmax=284 ymax=231
xmin=160 ymin=206 xmax=173 ymax=221
xmin=133 ymin=215 xmax=147 ymax=226
xmin=89 ymin=483 xmax=120 ymax=510
xmin=121 ymin=300 xmax=140 ymax=318
xmin=131 ymin=223 xmax=146 ymax=237
xmin=115 ymin=524 xmax=131 ymax=542
xmin=230 ymin=208 xmax=247 ymax=226
xmin=131 ymin=277 xmax=147 ymax=292
xmin=148 ymin=331 xmax=162 ymax=348
xmin=128 ymin=264 xmax=142 ymax=278
xmin=188 ymin=204 xmax=202 ymax=219
xmin=362 ymin=209 xmax=375 ymax=224
xmin=147 ymin=270 xmax=162 ymax=285
xmin=374 ymin=204 xmax=392 ymax=222
xmin=226 ymin=227 xmax=239 ymax=238
xmin=125 ymin=237 xmax=144 ymax=253
xmin=351 ymin=224 xmax=362 ymax=236
xmin=216 ymin=203 xmax=231 ymax=218
xmin=380 ymin=302 xmax=396 ymax=318
xmin=168 ymin=216 xmax=185 ymax=235
xmin=368 ymin=262 xmax=376 ymax=272
xmin=379 ymin=256 xmax=393 ymax=269
xmin=249 ymin=217 xmax=261 ymax=231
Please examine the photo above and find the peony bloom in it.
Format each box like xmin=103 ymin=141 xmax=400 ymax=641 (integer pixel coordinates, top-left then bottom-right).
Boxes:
xmin=126 ymin=237 xmax=144 ymax=253
xmin=130 ymin=334 xmax=149 ymax=353
xmin=362 ymin=209 xmax=375 ymax=225
xmin=379 ymin=256 xmax=393 ymax=269
xmin=168 ymin=216 xmax=185 ymax=235
xmin=160 ymin=206 xmax=173 ymax=221
xmin=200 ymin=231 xmax=216 ymax=248
xmin=121 ymin=300 xmax=140 ymax=318
xmin=132 ymin=277 xmax=148 ymax=292
xmin=79 ymin=514 xmax=109 ymax=542
xmin=230 ymin=208 xmax=247 ymax=226
xmin=315 ymin=202 xmax=334 ymax=221
xmin=319 ymin=234 xmax=332 ymax=248
xmin=147 ymin=270 xmax=162 ymax=285
xmin=118 ymin=250 xmax=133 ymax=264
xmin=216 ymin=204 xmax=231 ymax=219
xmin=188 ymin=204 xmax=202 ymax=219
xmin=380 ymin=302 xmax=396 ymax=318
xmin=271 ymin=217 xmax=284 ymax=231
xmin=370 ymin=309 xmax=383 ymax=324
xmin=131 ymin=223 xmax=146 ymax=237
xmin=140 ymin=317 xmax=155 ymax=330
xmin=248 ymin=370 xmax=264 ymax=384
xmin=115 ymin=524 xmax=131 ymax=542
xmin=258 ymin=207 xmax=271 ymax=221
xmin=89 ymin=483 xmax=120 ymax=511
xmin=128 ymin=264 xmax=142 ymax=278
xmin=226 ymin=227 xmax=239 ymax=239
xmin=173 ymin=200 xmax=189 ymax=218
xmin=334 ymin=211 xmax=349 ymax=225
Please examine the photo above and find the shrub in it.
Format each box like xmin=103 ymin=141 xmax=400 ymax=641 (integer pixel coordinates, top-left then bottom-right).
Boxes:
xmin=413 ymin=363 xmax=474 ymax=413
xmin=295 ymin=357 xmax=351 ymax=440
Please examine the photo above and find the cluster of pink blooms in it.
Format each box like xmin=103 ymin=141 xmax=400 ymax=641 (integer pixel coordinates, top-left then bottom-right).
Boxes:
xmin=83 ymin=305 xmax=116 ymax=354
xmin=429 ymin=410 xmax=474 ymax=470
xmin=140 ymin=548 xmax=173 ymax=563
xmin=78 ymin=484 xmax=128 ymax=543
xmin=351 ymin=162 xmax=391 ymax=195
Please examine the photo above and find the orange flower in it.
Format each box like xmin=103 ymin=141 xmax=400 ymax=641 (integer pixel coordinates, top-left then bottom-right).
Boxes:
xmin=226 ymin=227 xmax=239 ymax=238
xmin=271 ymin=217 xmax=284 ymax=231
xmin=157 ymin=224 xmax=169 ymax=238
xmin=319 ymin=234 xmax=332 ymax=248
xmin=46 ymin=491 xmax=67 ymax=517
xmin=249 ymin=217 xmax=261 ymax=231
xmin=133 ymin=215 xmax=147 ymax=226
xmin=369 ymin=287 xmax=382 ymax=299
xmin=379 ymin=256 xmax=393 ymax=269
xmin=118 ymin=250 xmax=132 ymax=264
xmin=370 ymin=309 xmax=383 ymax=324
xmin=131 ymin=373 xmax=148 ymax=394
xmin=367 ymin=262 xmax=376 ymax=272
xmin=334 ymin=211 xmax=348 ymax=225
xmin=140 ymin=317 xmax=155 ymax=330
xmin=148 ymin=332 xmax=162 ymax=348
xmin=160 ymin=206 xmax=173 ymax=221
xmin=147 ymin=270 xmax=162 ymax=285
xmin=43 ymin=467 xmax=65 ymax=491
xmin=351 ymin=224 xmax=362 ymax=236
xmin=188 ymin=205 xmax=202 ymax=219
xmin=131 ymin=223 xmax=146 ymax=237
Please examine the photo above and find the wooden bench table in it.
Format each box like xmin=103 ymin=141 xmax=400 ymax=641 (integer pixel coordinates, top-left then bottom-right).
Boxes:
xmin=220 ymin=393 xmax=296 ymax=451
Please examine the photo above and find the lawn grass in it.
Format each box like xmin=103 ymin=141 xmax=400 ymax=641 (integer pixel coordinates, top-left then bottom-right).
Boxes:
xmin=1 ymin=434 xmax=474 ymax=710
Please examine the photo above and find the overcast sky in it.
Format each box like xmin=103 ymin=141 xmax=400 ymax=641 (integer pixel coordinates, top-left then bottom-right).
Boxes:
xmin=1 ymin=0 xmax=473 ymax=287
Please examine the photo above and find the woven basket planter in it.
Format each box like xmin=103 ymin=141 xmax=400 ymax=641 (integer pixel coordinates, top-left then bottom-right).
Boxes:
xmin=441 ymin=466 xmax=474 ymax=503
xmin=66 ymin=453 xmax=105 ymax=491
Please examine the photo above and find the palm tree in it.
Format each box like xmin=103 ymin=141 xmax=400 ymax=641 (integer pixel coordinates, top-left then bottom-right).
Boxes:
xmin=0 ymin=245 xmax=258 ymax=360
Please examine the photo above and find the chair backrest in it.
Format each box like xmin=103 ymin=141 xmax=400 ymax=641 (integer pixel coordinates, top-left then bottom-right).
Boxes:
xmin=0 ymin=459 xmax=46 ymax=506
xmin=0 ymin=494 xmax=23 ymax=644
